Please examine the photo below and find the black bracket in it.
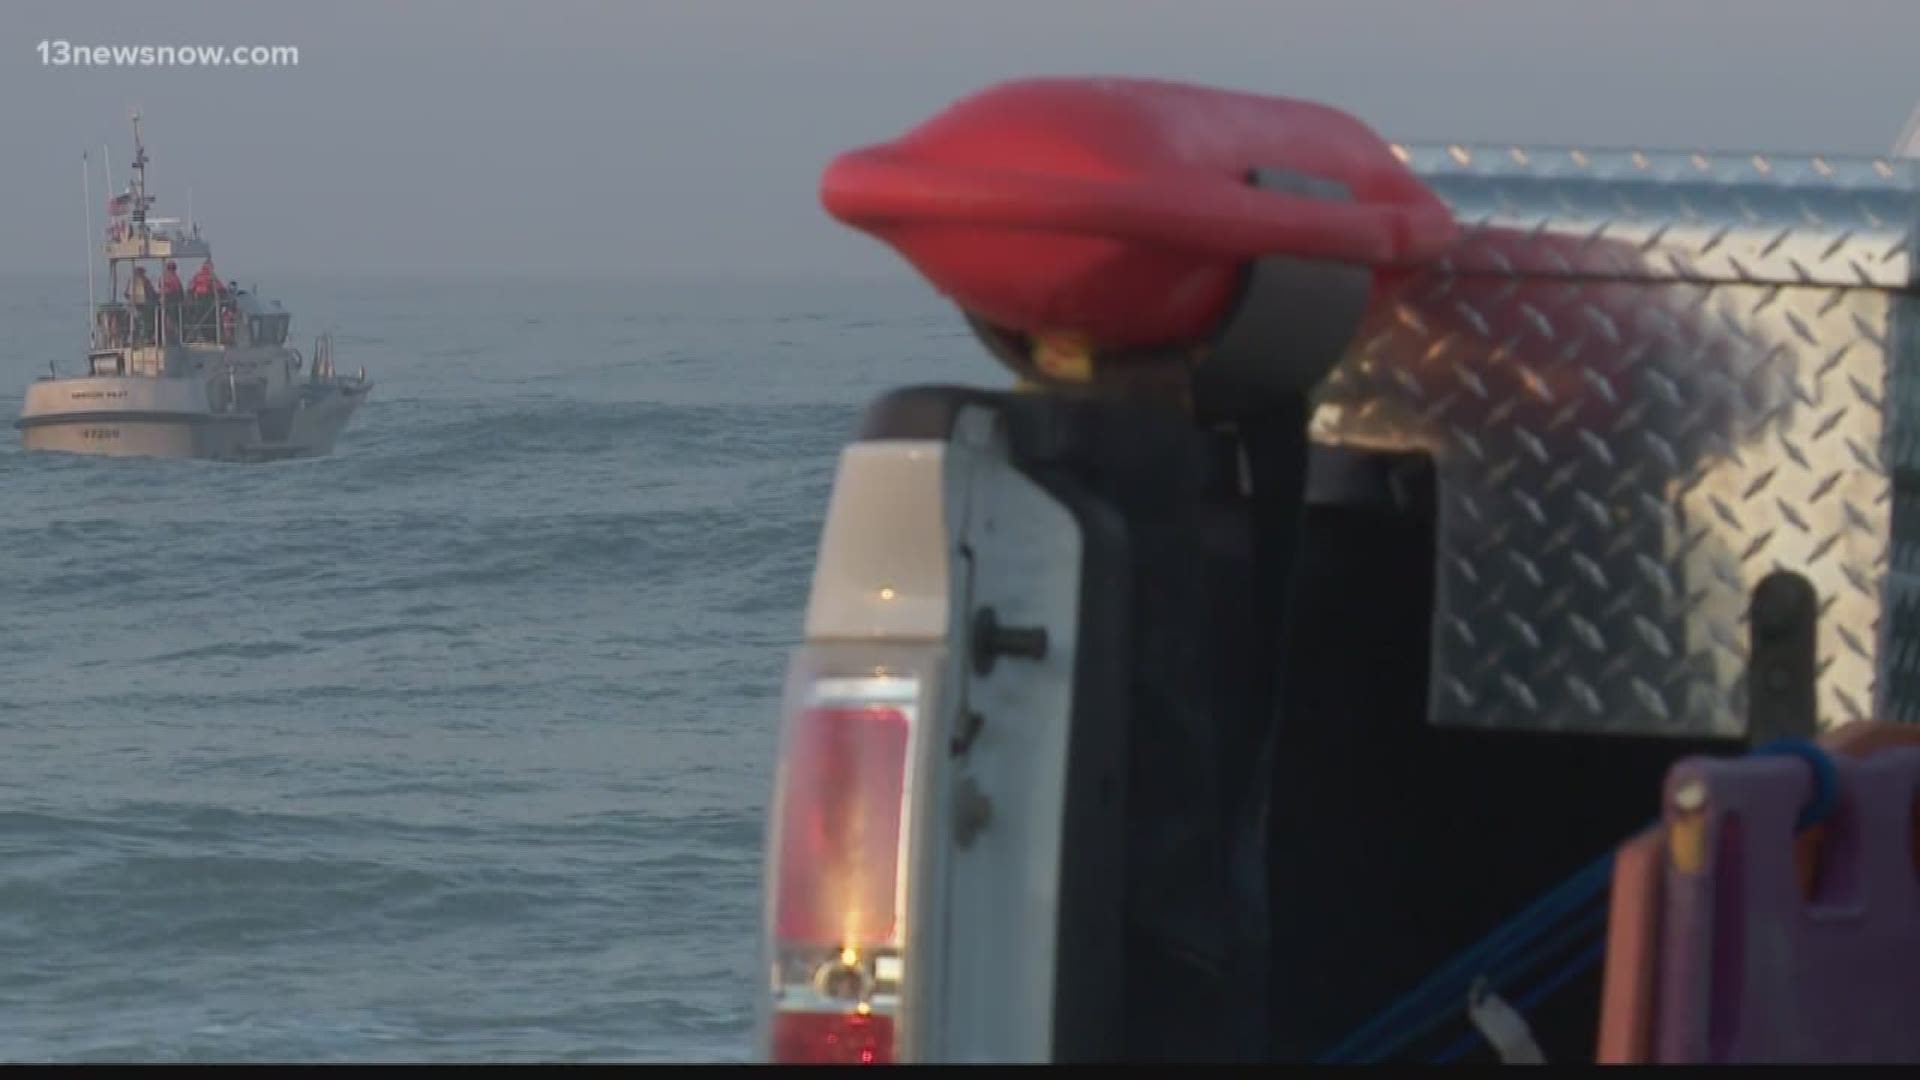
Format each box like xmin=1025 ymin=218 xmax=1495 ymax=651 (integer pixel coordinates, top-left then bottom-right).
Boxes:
xmin=950 ymin=711 xmax=986 ymax=757
xmin=1747 ymin=570 xmax=1818 ymax=747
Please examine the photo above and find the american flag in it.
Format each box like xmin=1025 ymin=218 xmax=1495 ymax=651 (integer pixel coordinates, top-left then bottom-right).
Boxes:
xmin=107 ymin=190 xmax=152 ymax=216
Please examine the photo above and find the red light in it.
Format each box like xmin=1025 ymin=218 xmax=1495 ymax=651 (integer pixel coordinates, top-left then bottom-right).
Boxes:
xmin=773 ymin=704 xmax=911 ymax=946
xmin=773 ymin=1011 xmax=896 ymax=1065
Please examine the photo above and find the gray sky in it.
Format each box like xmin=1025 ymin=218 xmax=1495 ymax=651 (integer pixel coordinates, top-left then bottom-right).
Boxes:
xmin=5 ymin=0 xmax=1918 ymax=277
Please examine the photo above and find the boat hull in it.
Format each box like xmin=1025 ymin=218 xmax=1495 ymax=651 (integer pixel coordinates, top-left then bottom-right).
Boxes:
xmin=16 ymin=375 xmax=370 ymax=462
xmin=18 ymin=410 xmax=254 ymax=459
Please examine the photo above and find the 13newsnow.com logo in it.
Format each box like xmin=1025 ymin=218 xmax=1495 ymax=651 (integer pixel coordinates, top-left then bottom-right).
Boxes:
xmin=38 ymin=40 xmax=301 ymax=68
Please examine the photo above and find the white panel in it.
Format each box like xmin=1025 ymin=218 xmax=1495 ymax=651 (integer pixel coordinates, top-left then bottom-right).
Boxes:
xmin=804 ymin=441 xmax=952 ymax=641
xmin=920 ymin=405 xmax=1082 ymax=1063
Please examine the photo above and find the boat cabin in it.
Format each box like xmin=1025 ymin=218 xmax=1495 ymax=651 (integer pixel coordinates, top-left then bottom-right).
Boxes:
xmin=86 ymin=113 xmax=293 ymax=364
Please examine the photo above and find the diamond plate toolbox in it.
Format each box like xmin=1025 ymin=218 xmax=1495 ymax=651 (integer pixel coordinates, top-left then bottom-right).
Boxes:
xmin=1309 ymin=144 xmax=1920 ymax=736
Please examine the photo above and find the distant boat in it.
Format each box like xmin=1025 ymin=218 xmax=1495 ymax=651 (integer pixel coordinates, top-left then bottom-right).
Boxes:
xmin=16 ymin=113 xmax=370 ymax=461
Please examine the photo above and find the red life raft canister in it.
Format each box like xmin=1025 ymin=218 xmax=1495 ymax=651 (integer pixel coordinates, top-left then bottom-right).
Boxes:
xmin=820 ymin=77 xmax=1457 ymax=352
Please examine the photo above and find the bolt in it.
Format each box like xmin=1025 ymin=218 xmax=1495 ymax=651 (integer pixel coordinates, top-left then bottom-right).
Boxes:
xmin=971 ymin=607 xmax=1049 ymax=677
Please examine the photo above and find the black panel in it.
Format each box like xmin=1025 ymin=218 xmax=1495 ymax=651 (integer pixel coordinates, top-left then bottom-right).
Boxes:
xmin=992 ymin=393 xmax=1284 ymax=1063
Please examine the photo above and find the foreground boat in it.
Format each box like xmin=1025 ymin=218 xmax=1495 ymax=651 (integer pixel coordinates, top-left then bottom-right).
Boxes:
xmin=758 ymin=78 xmax=1920 ymax=1064
xmin=16 ymin=114 xmax=370 ymax=461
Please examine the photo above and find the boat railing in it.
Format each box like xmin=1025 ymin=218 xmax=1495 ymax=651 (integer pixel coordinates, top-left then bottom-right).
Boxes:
xmin=93 ymin=295 xmax=241 ymax=349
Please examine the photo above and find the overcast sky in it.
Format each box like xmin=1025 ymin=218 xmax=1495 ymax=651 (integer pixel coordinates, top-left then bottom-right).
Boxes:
xmin=4 ymin=0 xmax=1917 ymax=277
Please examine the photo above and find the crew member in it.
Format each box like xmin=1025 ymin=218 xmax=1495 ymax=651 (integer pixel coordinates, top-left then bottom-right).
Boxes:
xmin=125 ymin=266 xmax=157 ymax=344
xmin=189 ymin=260 xmax=220 ymax=342
xmin=189 ymin=260 xmax=219 ymax=297
xmin=160 ymin=260 xmax=184 ymax=343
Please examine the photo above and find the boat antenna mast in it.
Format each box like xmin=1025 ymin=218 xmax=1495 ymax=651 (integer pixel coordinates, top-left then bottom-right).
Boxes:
xmin=128 ymin=111 xmax=150 ymax=250
xmin=83 ymin=151 xmax=96 ymax=344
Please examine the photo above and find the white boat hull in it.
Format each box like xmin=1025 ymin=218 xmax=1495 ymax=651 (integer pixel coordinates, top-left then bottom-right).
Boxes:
xmin=16 ymin=374 xmax=370 ymax=462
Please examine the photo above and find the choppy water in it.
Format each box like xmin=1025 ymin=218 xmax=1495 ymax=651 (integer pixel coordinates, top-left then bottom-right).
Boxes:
xmin=0 ymin=271 xmax=990 ymax=1061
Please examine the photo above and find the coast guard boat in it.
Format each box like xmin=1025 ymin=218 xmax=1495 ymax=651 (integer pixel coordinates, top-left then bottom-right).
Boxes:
xmin=16 ymin=114 xmax=370 ymax=461
xmin=759 ymin=78 xmax=1920 ymax=1064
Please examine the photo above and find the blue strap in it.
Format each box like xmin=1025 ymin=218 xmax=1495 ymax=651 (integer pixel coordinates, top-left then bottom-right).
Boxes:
xmin=1312 ymin=852 xmax=1615 ymax=1064
xmin=1751 ymin=737 xmax=1839 ymax=829
xmin=1429 ymin=940 xmax=1609 ymax=1064
xmin=1392 ymin=906 xmax=1610 ymax=1061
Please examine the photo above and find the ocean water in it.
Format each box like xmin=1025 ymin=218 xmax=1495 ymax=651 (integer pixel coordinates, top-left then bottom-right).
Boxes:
xmin=0 ymin=271 xmax=992 ymax=1062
